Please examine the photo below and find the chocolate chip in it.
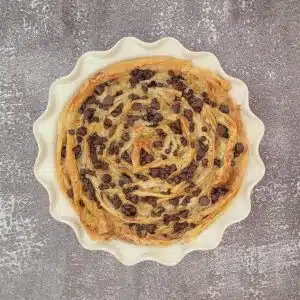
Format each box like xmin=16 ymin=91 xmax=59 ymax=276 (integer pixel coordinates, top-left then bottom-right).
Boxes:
xmin=161 ymin=188 xmax=171 ymax=195
xmin=211 ymin=185 xmax=229 ymax=204
xmin=140 ymin=148 xmax=154 ymax=165
xmin=81 ymin=177 xmax=96 ymax=200
xmin=129 ymin=69 xmax=155 ymax=87
xmin=111 ymin=104 xmax=124 ymax=117
xmin=172 ymin=102 xmax=181 ymax=113
xmin=72 ymin=145 xmax=82 ymax=159
xmin=132 ymin=102 xmax=143 ymax=110
xmin=214 ymin=159 xmax=221 ymax=168
xmin=202 ymin=92 xmax=208 ymax=97
xmin=95 ymin=83 xmax=105 ymax=95
xmin=94 ymin=160 xmax=109 ymax=170
xmin=110 ymin=194 xmax=122 ymax=209
xmin=121 ymin=150 xmax=132 ymax=164
xmin=61 ymin=146 xmax=66 ymax=159
xmin=102 ymin=174 xmax=112 ymax=183
xmin=169 ymin=197 xmax=180 ymax=206
xmin=67 ymin=188 xmax=73 ymax=199
xmin=147 ymin=80 xmax=157 ymax=88
xmin=151 ymin=98 xmax=160 ymax=110
xmin=180 ymin=136 xmax=188 ymax=146
xmin=119 ymin=173 xmax=132 ymax=186
xmin=88 ymin=134 xmax=108 ymax=146
xmin=126 ymin=194 xmax=139 ymax=204
xmin=153 ymin=112 xmax=163 ymax=123
xmin=108 ymin=142 xmax=120 ymax=155
xmin=235 ymin=143 xmax=244 ymax=154
xmin=124 ymin=115 xmax=135 ymax=127
xmin=167 ymin=74 xmax=186 ymax=91
xmin=204 ymin=98 xmax=210 ymax=105
xmin=216 ymin=124 xmax=229 ymax=138
xmin=68 ymin=129 xmax=75 ymax=135
xmin=122 ymin=204 xmax=137 ymax=216
xmin=76 ymin=126 xmax=87 ymax=136
xmin=163 ymin=214 xmax=180 ymax=225
xmin=202 ymin=126 xmax=208 ymax=132
xmin=219 ymin=104 xmax=230 ymax=114
xmin=155 ymin=128 xmax=167 ymax=139
xmin=135 ymin=173 xmax=148 ymax=181
xmin=149 ymin=165 xmax=176 ymax=180
xmin=181 ymin=196 xmax=191 ymax=206
xmin=168 ymin=70 xmax=176 ymax=77
xmin=182 ymin=87 xmax=194 ymax=99
xmin=178 ymin=210 xmax=189 ymax=218
xmin=174 ymin=222 xmax=189 ymax=232
xmin=99 ymin=183 xmax=109 ymax=190
xmin=136 ymin=224 xmax=147 ymax=237
xmin=189 ymin=122 xmax=195 ymax=133
xmin=200 ymin=136 xmax=206 ymax=142
xmin=198 ymin=140 xmax=208 ymax=151
xmin=86 ymin=95 xmax=96 ymax=104
xmin=102 ymin=95 xmax=114 ymax=107
xmin=167 ymin=164 xmax=177 ymax=174
xmin=121 ymin=132 xmax=130 ymax=141
xmin=196 ymin=148 xmax=206 ymax=161
xmin=78 ymin=103 xmax=86 ymax=114
xmin=199 ymin=196 xmax=210 ymax=206
xmin=169 ymin=119 xmax=182 ymax=135
xmin=141 ymin=85 xmax=148 ymax=93
xmin=141 ymin=196 xmax=157 ymax=207
xmin=123 ymin=185 xmax=139 ymax=194
xmin=118 ymin=141 xmax=125 ymax=149
xmin=93 ymin=116 xmax=100 ymax=122
xmin=144 ymin=107 xmax=159 ymax=123
xmin=192 ymin=188 xmax=201 ymax=196
xmin=183 ymin=109 xmax=193 ymax=121
xmin=190 ymin=97 xmax=203 ymax=113
xmin=153 ymin=140 xmax=163 ymax=148
xmin=164 ymin=145 xmax=171 ymax=154
xmin=146 ymin=224 xmax=156 ymax=234
xmin=79 ymin=200 xmax=85 ymax=207
xmin=115 ymin=90 xmax=123 ymax=97
xmin=80 ymin=168 xmax=95 ymax=177
xmin=128 ymin=93 xmax=141 ymax=100
xmin=171 ymin=176 xmax=180 ymax=185
xmin=103 ymin=118 xmax=112 ymax=129
xmin=149 ymin=168 xmax=162 ymax=178
xmin=202 ymin=158 xmax=208 ymax=167
xmin=84 ymin=108 xmax=96 ymax=123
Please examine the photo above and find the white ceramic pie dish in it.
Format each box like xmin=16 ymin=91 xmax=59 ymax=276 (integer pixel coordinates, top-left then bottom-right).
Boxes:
xmin=33 ymin=37 xmax=265 ymax=266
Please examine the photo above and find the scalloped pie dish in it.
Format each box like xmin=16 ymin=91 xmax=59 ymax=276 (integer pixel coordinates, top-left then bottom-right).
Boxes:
xmin=57 ymin=56 xmax=248 ymax=245
xmin=34 ymin=37 xmax=265 ymax=265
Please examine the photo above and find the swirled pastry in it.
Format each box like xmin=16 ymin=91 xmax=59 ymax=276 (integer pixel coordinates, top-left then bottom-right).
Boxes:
xmin=57 ymin=57 xmax=248 ymax=245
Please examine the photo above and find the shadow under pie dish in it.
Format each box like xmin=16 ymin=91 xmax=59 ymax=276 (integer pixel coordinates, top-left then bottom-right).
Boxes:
xmin=56 ymin=56 xmax=248 ymax=245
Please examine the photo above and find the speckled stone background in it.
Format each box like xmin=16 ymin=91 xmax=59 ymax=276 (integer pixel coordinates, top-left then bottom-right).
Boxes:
xmin=0 ymin=0 xmax=299 ymax=299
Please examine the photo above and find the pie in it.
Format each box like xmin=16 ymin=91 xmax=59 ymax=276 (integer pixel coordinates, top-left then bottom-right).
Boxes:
xmin=56 ymin=57 xmax=248 ymax=245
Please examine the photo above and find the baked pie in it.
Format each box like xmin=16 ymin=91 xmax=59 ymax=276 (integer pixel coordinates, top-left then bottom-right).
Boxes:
xmin=57 ymin=57 xmax=248 ymax=245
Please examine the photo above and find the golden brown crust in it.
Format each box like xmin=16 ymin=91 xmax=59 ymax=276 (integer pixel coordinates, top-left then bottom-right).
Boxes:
xmin=56 ymin=56 xmax=248 ymax=245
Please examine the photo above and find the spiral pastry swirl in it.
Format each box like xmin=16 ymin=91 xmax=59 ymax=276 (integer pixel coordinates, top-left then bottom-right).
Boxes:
xmin=57 ymin=57 xmax=248 ymax=245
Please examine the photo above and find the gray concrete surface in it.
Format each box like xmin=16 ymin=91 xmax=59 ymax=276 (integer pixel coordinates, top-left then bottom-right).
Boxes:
xmin=0 ymin=0 xmax=299 ymax=299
